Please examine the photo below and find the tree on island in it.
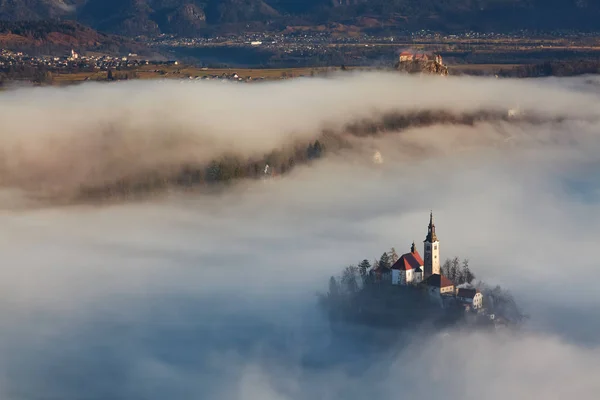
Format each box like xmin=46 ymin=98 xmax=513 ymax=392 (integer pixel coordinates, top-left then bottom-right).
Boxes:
xmin=341 ymin=265 xmax=359 ymax=295
xmin=442 ymin=257 xmax=476 ymax=286
xmin=358 ymin=259 xmax=371 ymax=278
xmin=462 ymin=259 xmax=475 ymax=284
xmin=328 ymin=276 xmax=339 ymax=299
xmin=388 ymin=248 xmax=399 ymax=264
xmin=319 ymin=250 xmax=524 ymax=331
xmin=307 ymin=140 xmax=324 ymax=160
xmin=379 ymin=252 xmax=391 ymax=269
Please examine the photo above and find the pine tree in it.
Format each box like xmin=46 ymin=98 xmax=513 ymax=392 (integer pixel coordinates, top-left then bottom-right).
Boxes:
xmin=379 ymin=252 xmax=391 ymax=269
xmin=306 ymin=142 xmax=315 ymax=160
xmin=358 ymin=259 xmax=371 ymax=277
xmin=313 ymin=140 xmax=323 ymax=158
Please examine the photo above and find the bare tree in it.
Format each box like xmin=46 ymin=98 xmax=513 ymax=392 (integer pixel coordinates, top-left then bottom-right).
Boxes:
xmin=388 ymin=247 xmax=399 ymax=264
xmin=341 ymin=265 xmax=359 ymax=295
xmin=461 ymin=259 xmax=475 ymax=284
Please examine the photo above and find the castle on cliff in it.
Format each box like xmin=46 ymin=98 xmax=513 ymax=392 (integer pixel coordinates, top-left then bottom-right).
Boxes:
xmin=395 ymin=52 xmax=448 ymax=76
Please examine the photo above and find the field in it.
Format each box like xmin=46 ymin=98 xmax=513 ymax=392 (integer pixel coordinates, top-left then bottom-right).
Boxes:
xmin=48 ymin=63 xmax=522 ymax=85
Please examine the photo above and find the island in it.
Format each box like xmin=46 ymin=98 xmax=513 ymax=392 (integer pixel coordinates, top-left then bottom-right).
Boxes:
xmin=319 ymin=213 xmax=525 ymax=335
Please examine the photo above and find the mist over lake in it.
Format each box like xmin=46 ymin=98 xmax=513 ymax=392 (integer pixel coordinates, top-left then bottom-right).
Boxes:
xmin=0 ymin=73 xmax=599 ymax=399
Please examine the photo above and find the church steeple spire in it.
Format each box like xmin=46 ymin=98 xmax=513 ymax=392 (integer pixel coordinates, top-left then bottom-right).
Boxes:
xmin=411 ymin=241 xmax=416 ymax=253
xmin=425 ymin=211 xmax=438 ymax=242
xmin=423 ymin=211 xmax=440 ymax=278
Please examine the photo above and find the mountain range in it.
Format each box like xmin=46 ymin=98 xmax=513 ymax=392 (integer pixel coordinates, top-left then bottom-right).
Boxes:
xmin=0 ymin=0 xmax=599 ymax=36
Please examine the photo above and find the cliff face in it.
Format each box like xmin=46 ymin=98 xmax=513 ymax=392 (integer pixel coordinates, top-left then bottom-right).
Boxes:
xmin=395 ymin=60 xmax=449 ymax=76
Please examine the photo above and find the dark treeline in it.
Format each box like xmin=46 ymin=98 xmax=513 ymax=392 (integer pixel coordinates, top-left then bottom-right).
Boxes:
xmin=0 ymin=65 xmax=54 ymax=85
xmin=499 ymin=60 xmax=600 ymax=78
xmin=0 ymin=20 xmax=81 ymax=39
xmin=72 ymin=107 xmax=566 ymax=202
xmin=77 ymin=138 xmax=330 ymax=201
xmin=0 ymin=64 xmax=138 ymax=86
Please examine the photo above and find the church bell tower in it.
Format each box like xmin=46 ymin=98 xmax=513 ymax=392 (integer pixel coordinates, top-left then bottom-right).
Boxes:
xmin=423 ymin=211 xmax=440 ymax=278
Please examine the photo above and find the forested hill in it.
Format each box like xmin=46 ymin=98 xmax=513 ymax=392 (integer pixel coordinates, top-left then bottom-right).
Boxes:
xmin=0 ymin=20 xmax=151 ymax=55
xmin=1 ymin=0 xmax=600 ymax=37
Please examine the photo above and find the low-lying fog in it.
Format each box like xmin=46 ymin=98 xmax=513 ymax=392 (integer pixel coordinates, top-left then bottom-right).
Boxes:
xmin=0 ymin=72 xmax=599 ymax=399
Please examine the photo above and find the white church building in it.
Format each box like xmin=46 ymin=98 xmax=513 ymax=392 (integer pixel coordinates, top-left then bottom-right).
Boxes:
xmin=391 ymin=212 xmax=441 ymax=285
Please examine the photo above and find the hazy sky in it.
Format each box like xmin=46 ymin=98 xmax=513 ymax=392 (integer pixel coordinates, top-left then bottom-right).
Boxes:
xmin=0 ymin=73 xmax=599 ymax=399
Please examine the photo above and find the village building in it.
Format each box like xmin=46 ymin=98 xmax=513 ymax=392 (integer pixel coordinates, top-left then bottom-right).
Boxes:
xmin=457 ymin=288 xmax=484 ymax=309
xmin=423 ymin=273 xmax=455 ymax=296
xmin=399 ymin=51 xmax=414 ymax=62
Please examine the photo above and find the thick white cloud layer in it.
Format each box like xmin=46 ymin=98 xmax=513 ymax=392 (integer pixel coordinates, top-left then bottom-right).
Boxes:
xmin=0 ymin=73 xmax=599 ymax=399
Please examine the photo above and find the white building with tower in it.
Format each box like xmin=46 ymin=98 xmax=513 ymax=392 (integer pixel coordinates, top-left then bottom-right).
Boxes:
xmin=390 ymin=212 xmax=440 ymax=285
xmin=423 ymin=211 xmax=440 ymax=277
xmin=378 ymin=212 xmax=484 ymax=309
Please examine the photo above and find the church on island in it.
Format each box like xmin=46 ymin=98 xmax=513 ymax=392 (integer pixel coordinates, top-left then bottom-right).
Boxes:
xmin=371 ymin=212 xmax=483 ymax=309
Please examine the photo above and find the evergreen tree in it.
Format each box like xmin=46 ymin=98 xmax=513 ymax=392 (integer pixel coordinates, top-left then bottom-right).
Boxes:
xmin=379 ymin=252 xmax=391 ymax=269
xmin=358 ymin=259 xmax=371 ymax=277
xmin=306 ymin=142 xmax=315 ymax=159
xmin=205 ymin=161 xmax=221 ymax=182
xmin=313 ymin=140 xmax=323 ymax=158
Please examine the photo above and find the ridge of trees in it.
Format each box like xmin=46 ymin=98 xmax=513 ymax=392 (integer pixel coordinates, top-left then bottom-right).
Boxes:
xmin=498 ymin=60 xmax=600 ymax=78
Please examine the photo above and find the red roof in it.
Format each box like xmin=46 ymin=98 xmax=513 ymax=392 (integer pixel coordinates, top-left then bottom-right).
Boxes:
xmin=391 ymin=250 xmax=424 ymax=271
xmin=424 ymin=274 xmax=454 ymax=288
xmin=400 ymin=51 xmax=413 ymax=56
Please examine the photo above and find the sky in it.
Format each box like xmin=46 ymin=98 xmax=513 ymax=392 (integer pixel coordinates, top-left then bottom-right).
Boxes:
xmin=0 ymin=72 xmax=600 ymax=399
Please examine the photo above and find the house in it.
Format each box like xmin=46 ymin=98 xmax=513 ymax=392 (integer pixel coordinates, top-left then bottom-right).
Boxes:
xmin=391 ymin=242 xmax=424 ymax=285
xmin=456 ymin=288 xmax=483 ymax=309
xmin=423 ymin=273 xmax=455 ymax=297
xmin=399 ymin=51 xmax=414 ymax=62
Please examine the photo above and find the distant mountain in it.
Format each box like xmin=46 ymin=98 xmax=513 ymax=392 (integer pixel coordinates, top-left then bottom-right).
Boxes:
xmin=0 ymin=0 xmax=81 ymax=21
xmin=0 ymin=20 xmax=153 ymax=55
xmin=1 ymin=0 xmax=600 ymax=36
xmin=77 ymin=0 xmax=279 ymax=35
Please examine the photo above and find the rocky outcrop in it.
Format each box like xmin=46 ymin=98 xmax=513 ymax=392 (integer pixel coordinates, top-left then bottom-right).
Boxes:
xmin=163 ymin=4 xmax=206 ymax=35
xmin=395 ymin=59 xmax=449 ymax=76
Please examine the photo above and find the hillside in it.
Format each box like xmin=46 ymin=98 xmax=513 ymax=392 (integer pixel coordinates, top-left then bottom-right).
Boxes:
xmin=0 ymin=20 xmax=151 ymax=55
xmin=1 ymin=0 xmax=600 ymax=36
